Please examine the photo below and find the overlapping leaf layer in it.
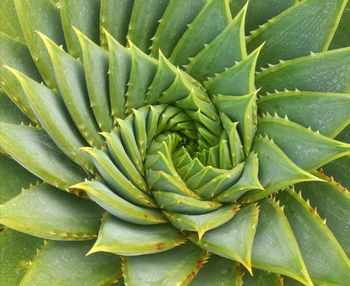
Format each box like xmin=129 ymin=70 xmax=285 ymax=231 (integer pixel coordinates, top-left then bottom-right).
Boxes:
xmin=1 ymin=0 xmax=350 ymax=285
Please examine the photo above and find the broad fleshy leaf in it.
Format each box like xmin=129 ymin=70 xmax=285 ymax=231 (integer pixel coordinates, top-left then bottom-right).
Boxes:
xmin=89 ymin=214 xmax=185 ymax=255
xmin=0 ymin=183 xmax=103 ymax=240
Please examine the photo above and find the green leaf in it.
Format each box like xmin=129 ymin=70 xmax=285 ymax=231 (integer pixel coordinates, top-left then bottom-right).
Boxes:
xmin=170 ymin=0 xmax=232 ymax=66
xmin=190 ymin=203 xmax=259 ymax=272
xmin=81 ymin=147 xmax=153 ymax=206
xmin=243 ymin=268 xmax=282 ymax=286
xmin=322 ymin=155 xmax=350 ymax=190
xmin=219 ymin=113 xmax=245 ymax=165
xmin=125 ymin=42 xmax=158 ymax=112
xmin=0 ymin=92 xmax=30 ymax=125
xmin=191 ymin=255 xmax=243 ymax=286
xmin=0 ymin=229 xmax=43 ymax=286
xmin=100 ymin=131 xmax=148 ymax=192
xmin=75 ymin=28 xmax=113 ymax=132
xmin=205 ymin=46 xmax=262 ymax=96
xmin=70 ymin=180 xmax=165 ymax=225
xmin=19 ymin=240 xmax=121 ymax=286
xmin=0 ymin=123 xmax=86 ymax=190
xmin=213 ymin=91 xmax=258 ymax=154
xmin=186 ymin=4 xmax=247 ymax=82
xmin=123 ymin=243 xmax=207 ymax=286
xmin=105 ymin=31 xmax=131 ymax=120
xmin=100 ymin=0 xmax=134 ymax=47
xmin=196 ymin=163 xmax=244 ymax=199
xmin=151 ymin=0 xmax=207 ymax=58
xmin=330 ymin=2 xmax=350 ymax=49
xmin=215 ymin=153 xmax=263 ymax=202
xmin=89 ymin=214 xmax=185 ymax=255
xmin=251 ymin=199 xmax=311 ymax=285
xmin=153 ymin=191 xmax=222 ymax=215
xmin=146 ymin=52 xmax=178 ymax=104
xmin=0 ymin=33 xmax=41 ymax=123
xmin=277 ymin=189 xmax=350 ymax=285
xmin=242 ymin=136 xmax=319 ymax=202
xmin=59 ymin=0 xmax=101 ymax=58
xmin=127 ymin=0 xmax=169 ymax=53
xmin=247 ymin=0 xmax=348 ymax=67
xmin=14 ymin=0 xmax=65 ymax=89
xmin=0 ymin=183 xmax=103 ymax=240
xmin=40 ymin=33 xmax=103 ymax=147
xmin=0 ymin=0 xmax=24 ymax=42
xmin=295 ymin=175 xmax=350 ymax=256
xmin=257 ymin=115 xmax=350 ymax=171
xmin=0 ymin=155 xmax=38 ymax=204
xmin=256 ymin=48 xmax=350 ymax=94
xmin=231 ymin=0 xmax=296 ymax=34
xmin=7 ymin=67 xmax=94 ymax=173
xmin=115 ymin=118 xmax=144 ymax=174
xmin=258 ymin=91 xmax=350 ymax=138
xmin=164 ymin=204 xmax=239 ymax=240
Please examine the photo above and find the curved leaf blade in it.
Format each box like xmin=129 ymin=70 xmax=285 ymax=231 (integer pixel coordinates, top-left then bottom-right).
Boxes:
xmin=0 ymin=183 xmax=103 ymax=240
xmin=89 ymin=214 xmax=185 ymax=256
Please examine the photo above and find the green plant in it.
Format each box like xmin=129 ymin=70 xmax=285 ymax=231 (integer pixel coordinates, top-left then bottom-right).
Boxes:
xmin=1 ymin=0 xmax=350 ymax=285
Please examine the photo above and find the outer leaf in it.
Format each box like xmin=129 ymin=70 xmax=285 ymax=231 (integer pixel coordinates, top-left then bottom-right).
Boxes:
xmin=330 ymin=2 xmax=350 ymax=49
xmin=0 ymin=0 xmax=24 ymax=42
xmin=59 ymin=0 xmax=101 ymax=58
xmin=0 ymin=123 xmax=86 ymax=190
xmin=243 ymin=269 xmax=282 ymax=286
xmin=0 ymin=183 xmax=103 ymax=240
xmin=190 ymin=255 xmax=243 ymax=286
xmin=0 ymin=34 xmax=40 ymax=123
xmin=186 ymin=4 xmax=247 ymax=82
xmin=40 ymin=33 xmax=103 ymax=147
xmin=70 ymin=181 xmax=166 ymax=225
xmin=322 ymin=155 xmax=350 ymax=190
xmin=0 ymin=92 xmax=30 ymax=125
xmin=251 ymin=199 xmax=311 ymax=285
xmin=0 ymin=155 xmax=38 ymax=204
xmin=14 ymin=0 xmax=65 ymax=88
xmin=247 ymin=0 xmax=348 ymax=67
xmin=205 ymin=46 xmax=262 ymax=96
xmin=242 ymin=136 xmax=319 ymax=202
xmin=75 ymin=28 xmax=113 ymax=132
xmin=231 ymin=0 xmax=296 ymax=34
xmin=258 ymin=91 xmax=350 ymax=138
xmin=123 ymin=243 xmax=207 ymax=286
xmin=105 ymin=31 xmax=131 ymax=120
xmin=278 ymin=189 xmax=350 ymax=285
xmin=100 ymin=0 xmax=134 ymax=47
xmin=257 ymin=116 xmax=350 ymax=170
xmin=295 ymin=175 xmax=350 ymax=256
xmin=170 ymin=0 xmax=232 ymax=66
xmin=151 ymin=0 xmax=207 ymax=58
xmin=189 ymin=203 xmax=259 ymax=272
xmin=89 ymin=214 xmax=185 ymax=255
xmin=19 ymin=240 xmax=121 ymax=286
xmin=127 ymin=0 xmax=169 ymax=53
xmin=0 ymin=229 xmax=43 ymax=286
xmin=126 ymin=42 xmax=158 ymax=112
xmin=256 ymin=48 xmax=350 ymax=94
xmin=7 ymin=67 xmax=94 ymax=172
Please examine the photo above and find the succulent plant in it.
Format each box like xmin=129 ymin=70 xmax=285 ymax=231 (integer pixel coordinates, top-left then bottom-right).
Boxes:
xmin=1 ymin=0 xmax=350 ymax=285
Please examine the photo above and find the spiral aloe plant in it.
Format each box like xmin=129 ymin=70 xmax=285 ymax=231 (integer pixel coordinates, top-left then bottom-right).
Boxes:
xmin=1 ymin=0 xmax=350 ymax=285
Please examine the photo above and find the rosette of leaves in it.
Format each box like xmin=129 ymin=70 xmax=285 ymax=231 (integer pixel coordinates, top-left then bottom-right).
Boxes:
xmin=1 ymin=0 xmax=350 ymax=285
